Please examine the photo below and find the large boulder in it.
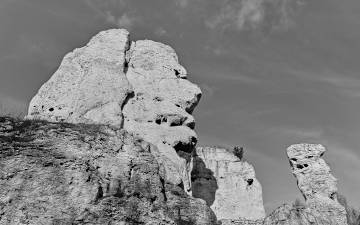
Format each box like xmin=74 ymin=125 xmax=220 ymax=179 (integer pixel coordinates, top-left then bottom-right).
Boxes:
xmin=192 ymin=146 xmax=266 ymax=222
xmin=0 ymin=117 xmax=217 ymax=225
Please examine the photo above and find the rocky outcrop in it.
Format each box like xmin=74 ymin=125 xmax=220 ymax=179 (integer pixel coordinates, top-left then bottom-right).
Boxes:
xmin=123 ymin=40 xmax=201 ymax=193
xmin=0 ymin=117 xmax=217 ymax=225
xmin=287 ymin=144 xmax=347 ymax=225
xmin=12 ymin=28 xmax=357 ymax=225
xmin=26 ymin=29 xmax=201 ymax=193
xmin=264 ymin=143 xmax=348 ymax=225
xmin=192 ymin=147 xmax=265 ymax=222
xmin=27 ymin=29 xmax=132 ymax=128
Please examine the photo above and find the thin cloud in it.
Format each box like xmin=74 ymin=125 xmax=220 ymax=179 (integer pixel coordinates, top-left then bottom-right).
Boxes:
xmin=175 ymin=0 xmax=189 ymax=8
xmin=105 ymin=12 xmax=136 ymax=29
xmin=85 ymin=0 xmax=139 ymax=29
xmin=205 ymin=0 xmax=306 ymax=32
xmin=154 ymin=27 xmax=168 ymax=37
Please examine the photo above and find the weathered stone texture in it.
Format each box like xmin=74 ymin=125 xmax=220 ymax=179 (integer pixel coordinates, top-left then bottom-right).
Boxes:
xmin=0 ymin=117 xmax=217 ymax=225
xmin=192 ymin=147 xmax=266 ymax=222
xmin=26 ymin=29 xmax=202 ymax=193
xmin=123 ymin=39 xmax=201 ymax=193
xmin=287 ymin=144 xmax=347 ymax=225
xmin=27 ymin=29 xmax=133 ymax=128
xmin=264 ymin=143 xmax=348 ymax=225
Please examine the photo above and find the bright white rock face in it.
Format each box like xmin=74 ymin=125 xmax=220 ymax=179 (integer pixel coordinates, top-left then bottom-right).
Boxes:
xmin=27 ymin=29 xmax=202 ymax=194
xmin=123 ymin=40 xmax=201 ymax=192
xmin=192 ymin=147 xmax=266 ymax=222
xmin=27 ymin=29 xmax=133 ymax=128
xmin=286 ymin=143 xmax=347 ymax=225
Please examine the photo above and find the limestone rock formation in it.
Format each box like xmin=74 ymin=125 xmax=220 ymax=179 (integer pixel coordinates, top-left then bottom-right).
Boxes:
xmin=192 ymin=146 xmax=266 ymax=222
xmin=265 ymin=143 xmax=348 ymax=225
xmin=27 ymin=29 xmax=132 ymax=128
xmin=287 ymin=143 xmax=347 ymax=225
xmin=26 ymin=29 xmax=201 ymax=193
xmin=123 ymin=39 xmax=201 ymax=193
xmin=0 ymin=117 xmax=217 ymax=225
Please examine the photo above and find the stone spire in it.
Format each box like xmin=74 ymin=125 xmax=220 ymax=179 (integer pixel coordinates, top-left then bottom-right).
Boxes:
xmin=286 ymin=143 xmax=347 ymax=225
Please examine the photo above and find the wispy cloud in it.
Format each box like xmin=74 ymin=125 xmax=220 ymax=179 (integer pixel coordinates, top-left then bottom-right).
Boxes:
xmin=85 ymin=0 xmax=139 ymax=29
xmin=205 ymin=0 xmax=306 ymax=32
xmin=105 ymin=12 xmax=137 ymax=29
xmin=268 ymin=126 xmax=324 ymax=139
xmin=175 ymin=0 xmax=189 ymax=8
xmin=154 ymin=27 xmax=168 ymax=37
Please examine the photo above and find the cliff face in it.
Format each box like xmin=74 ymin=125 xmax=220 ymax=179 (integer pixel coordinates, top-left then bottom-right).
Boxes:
xmin=0 ymin=117 xmax=217 ymax=225
xmin=26 ymin=29 xmax=201 ymax=194
xmin=192 ymin=147 xmax=265 ymax=222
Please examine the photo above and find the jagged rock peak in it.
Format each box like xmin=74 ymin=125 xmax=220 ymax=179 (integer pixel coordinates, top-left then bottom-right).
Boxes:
xmin=285 ymin=143 xmax=347 ymax=225
xmin=26 ymin=29 xmax=202 ymax=194
xmin=192 ymin=146 xmax=266 ymax=222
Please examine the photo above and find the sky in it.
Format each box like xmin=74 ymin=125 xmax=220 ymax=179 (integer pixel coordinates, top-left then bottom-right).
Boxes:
xmin=0 ymin=0 xmax=360 ymax=213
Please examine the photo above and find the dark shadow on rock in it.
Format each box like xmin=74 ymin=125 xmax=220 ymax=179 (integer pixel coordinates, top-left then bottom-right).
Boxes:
xmin=165 ymin=182 xmax=218 ymax=225
xmin=191 ymin=153 xmax=218 ymax=207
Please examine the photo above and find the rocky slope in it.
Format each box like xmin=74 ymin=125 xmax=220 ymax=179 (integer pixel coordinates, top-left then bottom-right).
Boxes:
xmin=0 ymin=117 xmax=216 ymax=225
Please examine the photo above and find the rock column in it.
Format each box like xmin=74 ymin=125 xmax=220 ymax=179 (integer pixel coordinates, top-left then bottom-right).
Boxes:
xmin=286 ymin=143 xmax=347 ymax=225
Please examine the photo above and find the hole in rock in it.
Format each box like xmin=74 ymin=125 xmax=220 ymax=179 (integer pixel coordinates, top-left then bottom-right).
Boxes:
xmin=247 ymin=179 xmax=254 ymax=186
xmin=49 ymin=108 xmax=54 ymax=112
xmin=303 ymin=164 xmax=308 ymax=167
xmin=173 ymin=137 xmax=197 ymax=154
xmin=186 ymin=121 xmax=195 ymax=129
xmin=174 ymin=69 xmax=180 ymax=76
xmin=291 ymin=158 xmax=298 ymax=161
xmin=330 ymin=192 xmax=336 ymax=200
xmin=169 ymin=116 xmax=185 ymax=127
xmin=154 ymin=96 xmax=163 ymax=102
xmin=155 ymin=115 xmax=168 ymax=125
xmin=296 ymin=164 xmax=304 ymax=169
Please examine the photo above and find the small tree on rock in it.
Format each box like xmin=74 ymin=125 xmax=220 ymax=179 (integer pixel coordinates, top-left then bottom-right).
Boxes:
xmin=233 ymin=146 xmax=244 ymax=160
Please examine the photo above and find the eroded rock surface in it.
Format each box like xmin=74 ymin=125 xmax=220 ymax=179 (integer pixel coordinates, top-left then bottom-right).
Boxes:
xmin=192 ymin=147 xmax=265 ymax=222
xmin=0 ymin=117 xmax=217 ymax=225
xmin=26 ymin=29 xmax=202 ymax=193
xmin=287 ymin=144 xmax=347 ymax=225
xmin=264 ymin=143 xmax=348 ymax=225
xmin=27 ymin=29 xmax=133 ymax=128
xmin=123 ymin=40 xmax=201 ymax=193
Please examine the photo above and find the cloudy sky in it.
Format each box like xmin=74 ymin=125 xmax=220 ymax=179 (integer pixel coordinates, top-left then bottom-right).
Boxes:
xmin=1 ymin=0 xmax=360 ymax=212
